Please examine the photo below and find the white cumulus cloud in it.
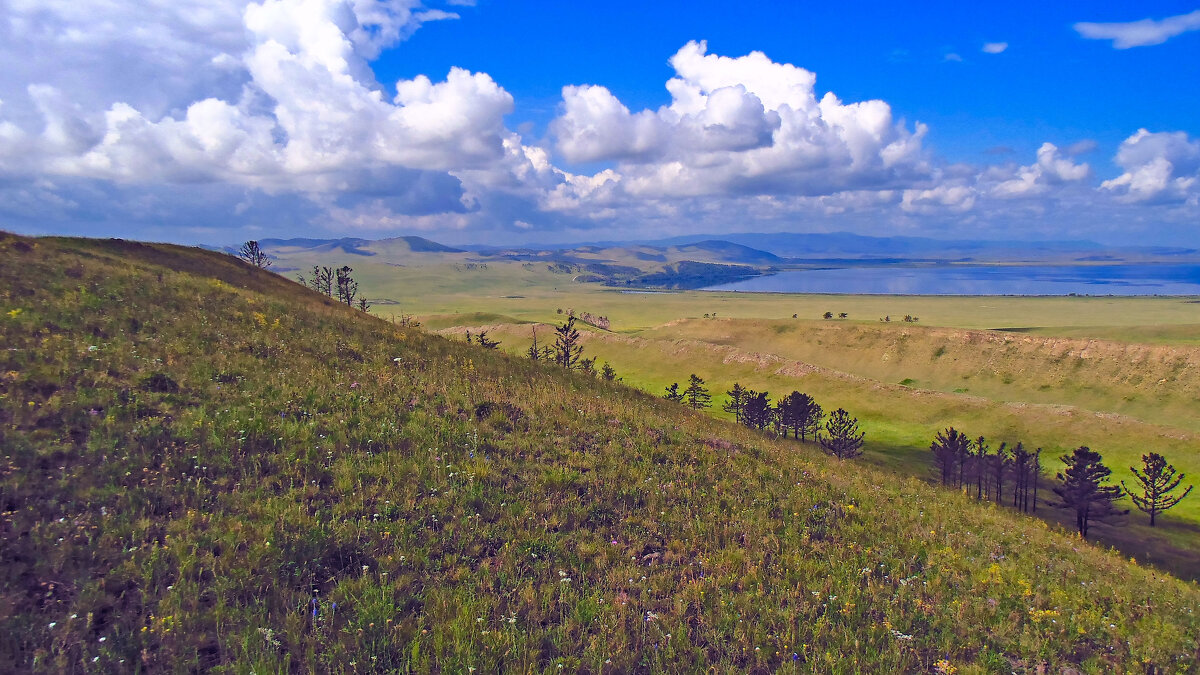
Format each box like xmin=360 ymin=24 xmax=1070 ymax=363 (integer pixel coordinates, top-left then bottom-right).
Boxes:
xmin=0 ymin=0 xmax=514 ymax=203
xmin=551 ymin=41 xmax=930 ymax=200
xmin=1101 ymin=129 xmax=1200 ymax=202
xmin=992 ymin=143 xmax=1090 ymax=197
xmin=982 ymin=42 xmax=1008 ymax=54
xmin=1075 ymin=10 xmax=1200 ymax=49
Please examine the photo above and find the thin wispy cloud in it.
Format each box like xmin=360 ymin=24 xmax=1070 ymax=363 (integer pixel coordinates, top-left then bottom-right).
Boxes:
xmin=982 ymin=42 xmax=1008 ymax=54
xmin=1075 ymin=9 xmax=1200 ymax=49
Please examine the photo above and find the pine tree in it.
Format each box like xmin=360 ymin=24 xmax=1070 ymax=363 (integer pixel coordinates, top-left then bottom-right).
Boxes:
xmin=1032 ymin=448 xmax=1042 ymax=513
xmin=683 ymin=374 xmax=711 ymax=410
xmin=600 ymin=363 xmax=617 ymax=381
xmin=1123 ymin=453 xmax=1193 ymax=526
xmin=741 ymin=390 xmax=772 ymax=430
xmin=796 ymin=395 xmax=822 ymax=443
xmin=776 ymin=392 xmax=799 ymax=438
xmin=776 ymin=391 xmax=822 ymax=441
xmin=1053 ymin=446 xmax=1127 ymax=538
xmin=973 ymin=437 xmax=989 ymax=500
xmin=722 ymin=383 xmax=747 ymax=424
xmin=301 ymin=265 xmax=334 ymax=296
xmin=930 ymin=427 xmax=969 ymax=486
xmin=476 ymin=331 xmax=500 ymax=349
xmin=818 ymin=408 xmax=865 ymax=459
xmin=663 ymin=383 xmax=684 ymax=403
xmin=553 ymin=316 xmax=583 ymax=369
xmin=527 ymin=326 xmax=543 ymax=361
xmin=1011 ymin=443 xmax=1035 ymax=512
xmin=238 ymin=240 xmax=271 ymax=268
xmin=335 ymin=266 xmax=357 ymax=306
xmin=992 ymin=442 xmax=1010 ymax=504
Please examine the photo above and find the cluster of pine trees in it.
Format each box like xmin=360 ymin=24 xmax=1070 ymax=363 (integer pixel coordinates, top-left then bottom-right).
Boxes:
xmin=464 ymin=330 xmax=501 ymax=350
xmin=929 ymin=427 xmax=1193 ymax=536
xmin=237 ymin=241 xmax=369 ymax=312
xmin=298 ymin=264 xmax=370 ymax=312
xmin=521 ymin=316 xmax=617 ymax=381
xmin=929 ymin=428 xmax=1043 ymax=514
xmin=662 ymin=382 xmax=865 ymax=460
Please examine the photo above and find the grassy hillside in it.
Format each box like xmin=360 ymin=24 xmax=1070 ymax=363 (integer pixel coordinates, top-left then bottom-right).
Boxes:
xmin=3 ymin=234 xmax=1199 ymax=672
xmin=447 ymin=320 xmax=1200 ymax=575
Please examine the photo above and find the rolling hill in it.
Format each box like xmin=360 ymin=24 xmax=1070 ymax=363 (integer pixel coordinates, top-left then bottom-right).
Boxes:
xmin=2 ymin=233 xmax=1198 ymax=672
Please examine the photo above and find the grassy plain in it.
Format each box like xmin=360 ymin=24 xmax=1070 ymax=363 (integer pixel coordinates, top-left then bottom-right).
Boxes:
xmin=314 ymin=256 xmax=1200 ymax=575
xmin=4 ymin=234 xmax=1200 ymax=672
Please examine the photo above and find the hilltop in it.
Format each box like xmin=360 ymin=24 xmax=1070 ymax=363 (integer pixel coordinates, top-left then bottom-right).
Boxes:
xmin=2 ymin=233 xmax=1198 ymax=672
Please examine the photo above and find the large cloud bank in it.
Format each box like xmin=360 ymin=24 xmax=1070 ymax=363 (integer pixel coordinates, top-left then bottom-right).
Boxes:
xmin=553 ymin=41 xmax=929 ymax=199
xmin=0 ymin=1 xmax=1197 ymax=242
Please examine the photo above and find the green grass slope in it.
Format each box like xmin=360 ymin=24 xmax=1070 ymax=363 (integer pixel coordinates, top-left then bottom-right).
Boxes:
xmin=455 ymin=320 xmax=1200 ymax=576
xmin=2 ymin=233 xmax=1199 ymax=673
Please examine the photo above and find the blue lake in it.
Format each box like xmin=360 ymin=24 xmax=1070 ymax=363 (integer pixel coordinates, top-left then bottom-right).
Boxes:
xmin=702 ymin=263 xmax=1200 ymax=296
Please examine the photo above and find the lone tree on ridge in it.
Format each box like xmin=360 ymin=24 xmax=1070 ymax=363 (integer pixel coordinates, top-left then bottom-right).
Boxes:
xmin=238 ymin=240 xmax=271 ymax=268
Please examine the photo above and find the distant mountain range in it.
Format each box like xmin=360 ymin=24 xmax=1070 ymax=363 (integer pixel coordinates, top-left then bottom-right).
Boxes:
xmin=259 ymin=235 xmax=462 ymax=255
xmin=237 ymin=232 xmax=1199 ymax=267
xmin=562 ymin=232 xmax=1200 ymax=263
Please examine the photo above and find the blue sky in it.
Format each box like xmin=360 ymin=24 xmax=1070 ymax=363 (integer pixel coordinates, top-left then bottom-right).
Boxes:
xmin=387 ymin=1 xmax=1200 ymax=170
xmin=1 ymin=1 xmax=1198 ymax=246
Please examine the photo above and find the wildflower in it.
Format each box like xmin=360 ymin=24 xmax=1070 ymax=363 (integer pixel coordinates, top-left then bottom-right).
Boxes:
xmin=933 ymin=659 xmax=957 ymax=674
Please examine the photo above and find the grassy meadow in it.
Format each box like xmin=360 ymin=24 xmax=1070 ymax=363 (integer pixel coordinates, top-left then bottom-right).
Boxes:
xmin=3 ymin=234 xmax=1198 ymax=672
